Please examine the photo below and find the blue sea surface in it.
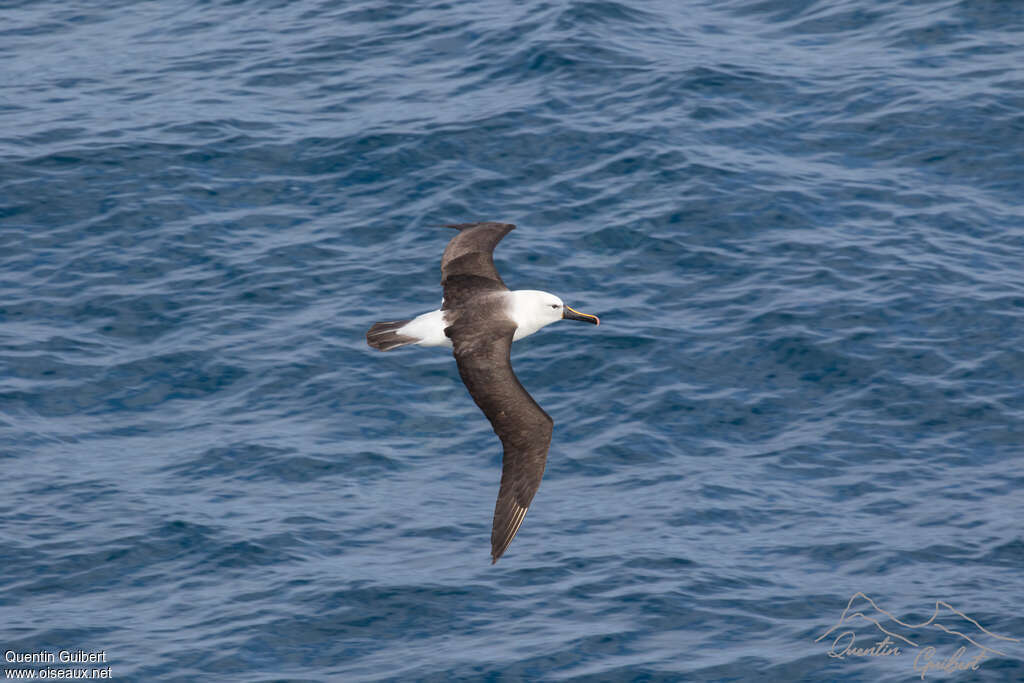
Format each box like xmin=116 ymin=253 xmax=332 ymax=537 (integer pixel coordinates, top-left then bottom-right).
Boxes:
xmin=2 ymin=0 xmax=1023 ymax=680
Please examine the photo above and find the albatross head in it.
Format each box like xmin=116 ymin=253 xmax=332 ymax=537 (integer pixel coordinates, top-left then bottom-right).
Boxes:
xmin=509 ymin=290 xmax=600 ymax=341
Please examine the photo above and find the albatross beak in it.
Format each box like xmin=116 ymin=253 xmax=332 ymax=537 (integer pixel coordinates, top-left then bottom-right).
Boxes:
xmin=563 ymin=305 xmax=600 ymax=325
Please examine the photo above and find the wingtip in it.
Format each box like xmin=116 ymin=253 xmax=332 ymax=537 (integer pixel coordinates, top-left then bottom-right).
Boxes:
xmin=490 ymin=542 xmax=507 ymax=565
xmin=440 ymin=222 xmax=516 ymax=231
xmin=490 ymin=504 xmax=529 ymax=565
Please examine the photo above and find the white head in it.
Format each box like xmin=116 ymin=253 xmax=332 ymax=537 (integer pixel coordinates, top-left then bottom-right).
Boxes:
xmin=508 ymin=290 xmax=599 ymax=342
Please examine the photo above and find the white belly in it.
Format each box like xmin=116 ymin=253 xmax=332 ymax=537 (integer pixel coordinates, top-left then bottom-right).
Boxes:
xmin=399 ymin=309 xmax=452 ymax=347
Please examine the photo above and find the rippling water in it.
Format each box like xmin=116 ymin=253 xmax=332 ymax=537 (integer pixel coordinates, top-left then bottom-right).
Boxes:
xmin=2 ymin=0 xmax=1023 ymax=680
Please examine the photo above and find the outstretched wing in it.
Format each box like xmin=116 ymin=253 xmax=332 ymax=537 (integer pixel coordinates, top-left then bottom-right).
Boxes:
xmin=440 ymin=223 xmax=515 ymax=309
xmin=448 ymin=319 xmax=553 ymax=563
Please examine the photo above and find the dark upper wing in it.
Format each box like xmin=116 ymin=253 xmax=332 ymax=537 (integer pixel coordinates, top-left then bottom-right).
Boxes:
xmin=440 ymin=223 xmax=515 ymax=301
xmin=447 ymin=318 xmax=553 ymax=564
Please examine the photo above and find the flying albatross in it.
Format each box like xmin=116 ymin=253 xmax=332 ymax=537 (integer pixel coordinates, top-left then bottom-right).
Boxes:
xmin=366 ymin=222 xmax=599 ymax=563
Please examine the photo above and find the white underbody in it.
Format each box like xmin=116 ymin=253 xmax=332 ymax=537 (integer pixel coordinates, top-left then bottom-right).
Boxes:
xmin=397 ymin=290 xmax=563 ymax=348
xmin=398 ymin=308 xmax=452 ymax=347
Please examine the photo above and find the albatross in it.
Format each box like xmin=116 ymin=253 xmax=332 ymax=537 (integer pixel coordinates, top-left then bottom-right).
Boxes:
xmin=366 ymin=222 xmax=599 ymax=563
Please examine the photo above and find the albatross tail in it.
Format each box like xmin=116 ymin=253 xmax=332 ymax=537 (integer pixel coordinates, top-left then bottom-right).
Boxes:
xmin=366 ymin=320 xmax=417 ymax=351
xmin=367 ymin=309 xmax=451 ymax=350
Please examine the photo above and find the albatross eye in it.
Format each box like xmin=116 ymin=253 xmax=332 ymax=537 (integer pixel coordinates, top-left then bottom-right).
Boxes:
xmin=551 ymin=304 xmax=559 ymax=309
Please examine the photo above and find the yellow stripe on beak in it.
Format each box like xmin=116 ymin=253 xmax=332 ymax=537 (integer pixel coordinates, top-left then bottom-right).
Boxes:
xmin=564 ymin=305 xmax=600 ymax=325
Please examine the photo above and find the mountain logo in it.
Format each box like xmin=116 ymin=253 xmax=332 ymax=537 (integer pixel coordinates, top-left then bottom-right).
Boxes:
xmin=816 ymin=592 xmax=1019 ymax=678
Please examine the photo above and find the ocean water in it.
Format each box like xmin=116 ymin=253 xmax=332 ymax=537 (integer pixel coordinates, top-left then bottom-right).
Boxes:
xmin=2 ymin=0 xmax=1023 ymax=680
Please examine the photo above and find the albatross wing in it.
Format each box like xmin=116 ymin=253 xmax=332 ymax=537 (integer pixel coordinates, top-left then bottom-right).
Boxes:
xmin=440 ymin=223 xmax=515 ymax=304
xmin=447 ymin=321 xmax=554 ymax=563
